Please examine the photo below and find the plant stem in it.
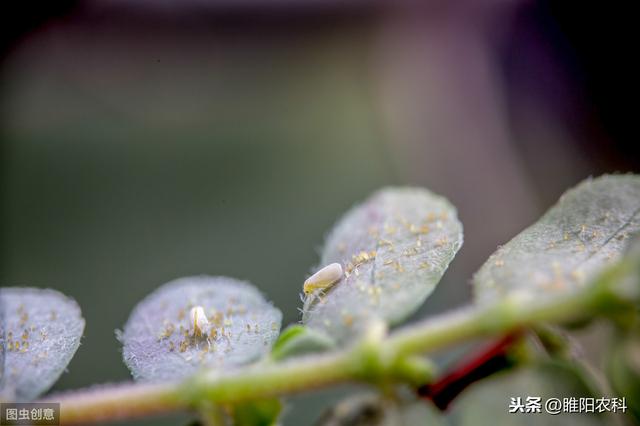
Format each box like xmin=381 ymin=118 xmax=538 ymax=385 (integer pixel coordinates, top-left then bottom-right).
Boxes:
xmin=188 ymin=348 xmax=361 ymax=403
xmin=387 ymin=291 xmax=594 ymax=359
xmin=45 ymin=382 xmax=185 ymax=424
xmin=198 ymin=402 xmax=227 ymax=426
xmin=43 ymin=264 xmax=631 ymax=425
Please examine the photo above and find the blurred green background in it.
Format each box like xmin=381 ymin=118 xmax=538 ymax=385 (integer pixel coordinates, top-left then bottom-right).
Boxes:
xmin=1 ymin=1 xmax=637 ymax=424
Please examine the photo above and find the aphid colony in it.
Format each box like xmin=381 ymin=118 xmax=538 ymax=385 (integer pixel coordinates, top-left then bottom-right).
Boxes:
xmin=302 ymin=211 xmax=452 ymax=298
xmin=3 ymin=330 xmax=31 ymax=353
xmin=3 ymin=305 xmax=32 ymax=353
xmin=156 ymin=301 xmax=277 ymax=359
xmin=344 ymin=251 xmax=377 ymax=277
xmin=2 ymin=304 xmax=52 ymax=368
xmin=301 ymin=211 xmax=457 ymax=323
xmin=479 ymin=219 xmax=627 ymax=297
xmin=157 ymin=306 xmax=231 ymax=354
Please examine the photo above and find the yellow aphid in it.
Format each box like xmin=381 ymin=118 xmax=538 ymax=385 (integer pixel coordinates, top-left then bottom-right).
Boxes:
xmin=189 ymin=306 xmax=209 ymax=337
xmin=303 ymin=263 xmax=343 ymax=295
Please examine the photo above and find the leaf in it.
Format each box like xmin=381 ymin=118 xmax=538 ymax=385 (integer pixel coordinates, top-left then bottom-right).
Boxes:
xmin=0 ymin=287 xmax=85 ymax=401
xmin=302 ymin=187 xmax=463 ymax=344
xmin=231 ymin=398 xmax=282 ymax=426
xmin=119 ymin=276 xmax=282 ymax=381
xmin=317 ymin=362 xmax=608 ymax=426
xmin=447 ymin=362 xmax=608 ymax=425
xmin=474 ymin=174 xmax=640 ymax=303
xmin=315 ymin=393 xmax=444 ymax=426
xmin=270 ymin=325 xmax=335 ymax=361
xmin=608 ymin=235 xmax=640 ymax=307
xmin=607 ymin=333 xmax=640 ymax=421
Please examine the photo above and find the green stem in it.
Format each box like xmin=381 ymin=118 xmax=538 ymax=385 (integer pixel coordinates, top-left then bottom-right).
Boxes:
xmin=388 ymin=291 xmax=595 ymax=359
xmin=198 ymin=402 xmax=227 ymax=426
xmin=188 ymin=348 xmax=360 ymax=403
xmin=47 ymin=382 xmax=184 ymax=424
xmin=44 ymin=266 xmax=631 ymax=425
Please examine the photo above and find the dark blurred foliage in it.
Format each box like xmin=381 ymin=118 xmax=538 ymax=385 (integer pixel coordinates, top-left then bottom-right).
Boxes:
xmin=538 ymin=1 xmax=639 ymax=168
xmin=3 ymin=1 xmax=638 ymax=168
xmin=503 ymin=0 xmax=639 ymax=192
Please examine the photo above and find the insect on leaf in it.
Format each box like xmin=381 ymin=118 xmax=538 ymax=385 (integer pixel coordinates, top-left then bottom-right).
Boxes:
xmin=302 ymin=187 xmax=463 ymax=344
xmin=119 ymin=276 xmax=282 ymax=381
xmin=473 ymin=174 xmax=640 ymax=304
xmin=0 ymin=287 xmax=85 ymax=401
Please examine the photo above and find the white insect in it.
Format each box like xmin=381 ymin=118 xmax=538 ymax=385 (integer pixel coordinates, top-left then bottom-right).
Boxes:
xmin=304 ymin=263 xmax=343 ymax=295
xmin=189 ymin=306 xmax=209 ymax=337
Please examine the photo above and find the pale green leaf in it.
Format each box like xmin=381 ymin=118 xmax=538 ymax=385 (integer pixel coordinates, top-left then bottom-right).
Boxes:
xmin=231 ymin=398 xmax=282 ymax=426
xmin=119 ymin=276 xmax=282 ymax=381
xmin=270 ymin=325 xmax=335 ymax=361
xmin=315 ymin=393 xmax=444 ymax=426
xmin=0 ymin=287 xmax=85 ymax=400
xmin=474 ymin=174 xmax=640 ymax=303
xmin=448 ymin=362 xmax=609 ymax=425
xmin=317 ymin=363 xmax=608 ymax=426
xmin=607 ymin=334 xmax=640 ymax=420
xmin=303 ymin=187 xmax=463 ymax=344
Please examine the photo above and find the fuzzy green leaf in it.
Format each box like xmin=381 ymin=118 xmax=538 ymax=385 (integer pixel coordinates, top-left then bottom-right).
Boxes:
xmin=607 ymin=333 xmax=640 ymax=421
xmin=317 ymin=363 xmax=607 ymax=426
xmin=302 ymin=187 xmax=463 ymax=344
xmin=270 ymin=325 xmax=335 ymax=361
xmin=0 ymin=287 xmax=85 ymax=401
xmin=119 ymin=276 xmax=282 ymax=381
xmin=316 ymin=393 xmax=444 ymax=426
xmin=447 ymin=362 xmax=607 ymax=425
xmin=474 ymin=174 xmax=640 ymax=303
xmin=231 ymin=398 xmax=282 ymax=426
